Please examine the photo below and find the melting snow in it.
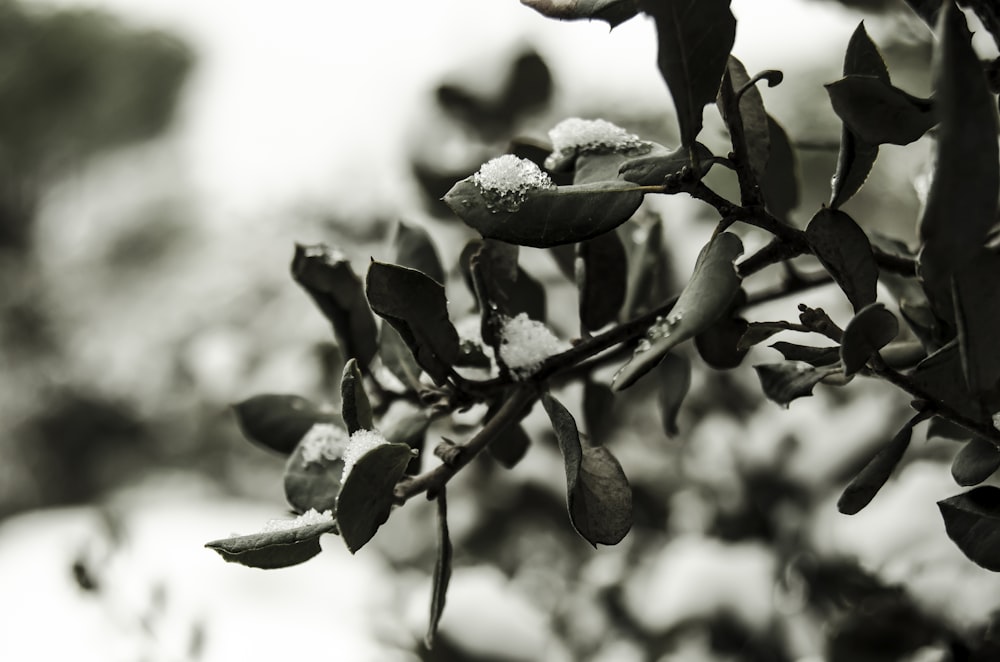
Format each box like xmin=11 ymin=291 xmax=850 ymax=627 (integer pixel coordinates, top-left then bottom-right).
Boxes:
xmin=473 ymin=155 xmax=555 ymax=212
xmin=498 ymin=313 xmax=570 ymax=378
xmin=545 ymin=117 xmax=648 ymax=169
xmin=299 ymin=423 xmax=350 ymax=466
xmin=341 ymin=429 xmax=390 ymax=481
xmin=260 ymin=508 xmax=334 ymax=533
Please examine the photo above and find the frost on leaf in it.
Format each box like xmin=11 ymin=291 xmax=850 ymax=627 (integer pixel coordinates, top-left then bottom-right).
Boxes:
xmin=545 ymin=117 xmax=650 ymax=170
xmin=498 ymin=312 xmax=570 ymax=378
xmin=341 ymin=429 xmax=390 ymax=482
xmin=260 ymin=508 xmax=335 ymax=533
xmin=473 ymin=155 xmax=555 ymax=212
xmin=299 ymin=423 xmax=349 ymax=467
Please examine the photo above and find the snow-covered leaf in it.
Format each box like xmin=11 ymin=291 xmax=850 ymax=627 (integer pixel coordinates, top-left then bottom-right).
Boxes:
xmin=939 ymin=486 xmax=1000 ymax=571
xmin=825 ymin=75 xmax=935 ymax=146
xmin=840 ymin=303 xmax=898 ymax=376
xmin=284 ymin=423 xmax=349 ymax=513
xmin=232 ymin=394 xmax=338 ymax=456
xmin=205 ymin=515 xmax=338 ymax=570
xmin=952 ymin=437 xmax=1000 ymax=487
xmin=613 ymin=232 xmax=743 ymax=390
xmin=336 ymin=442 xmax=413 ymax=553
xmin=838 ymin=416 xmax=916 ymax=515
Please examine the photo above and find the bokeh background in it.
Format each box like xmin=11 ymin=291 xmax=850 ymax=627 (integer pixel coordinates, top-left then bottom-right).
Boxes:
xmin=2 ymin=0 xmax=1000 ymax=660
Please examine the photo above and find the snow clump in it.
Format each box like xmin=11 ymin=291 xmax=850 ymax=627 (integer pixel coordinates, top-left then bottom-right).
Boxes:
xmin=341 ymin=429 xmax=390 ymax=482
xmin=545 ymin=117 xmax=649 ymax=170
xmin=299 ymin=423 xmax=350 ymax=466
xmin=472 ymin=154 xmax=555 ymax=212
xmin=260 ymin=508 xmax=334 ymax=533
xmin=498 ymin=313 xmax=570 ymax=378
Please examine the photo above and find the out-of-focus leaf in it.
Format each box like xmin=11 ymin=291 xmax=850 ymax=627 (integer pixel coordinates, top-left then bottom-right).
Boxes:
xmin=903 ymin=0 xmax=940 ymax=25
xmin=366 ymin=261 xmax=462 ymax=385
xmin=919 ymin=2 xmax=999 ymax=318
xmin=384 ymin=409 xmax=430 ymax=475
xmin=336 ymin=443 xmax=413 ymax=553
xmin=542 ymin=393 xmax=632 ymax=546
xmin=806 ymin=208 xmax=878 ymax=312
xmin=583 ymin=381 xmax=616 ymax=444
xmin=378 ymin=324 xmax=424 ymax=392
xmin=952 ymin=437 xmax=1000 ymax=487
xmin=825 ymin=75 xmax=935 ymax=146
xmin=831 ymin=22 xmax=889 ymax=208
xmin=770 ymin=342 xmax=841 ymax=367
xmin=232 ymin=394 xmax=337 ymax=455
xmin=910 ymin=342 xmax=986 ymax=422
xmin=578 ymin=231 xmax=628 ymax=332
xmin=520 ymin=0 xmax=640 ymax=28
xmin=953 ymin=250 xmax=1000 ymax=394
xmin=840 ymin=303 xmax=899 ymax=376
xmin=643 ymin=0 xmax=736 ymax=148
xmin=205 ymin=519 xmax=338 ymax=570
xmin=761 ymin=115 xmax=799 ymax=220
xmin=928 ymin=416 xmax=969 ymax=442
xmin=444 ymin=178 xmax=645 ymax=248
xmin=716 ymin=56 xmax=769 ymax=185
xmin=489 ymin=423 xmax=531 ymax=469
xmin=341 ymin=359 xmax=373 ymax=434
xmin=838 ymin=415 xmax=917 ymax=515
xmin=755 ymin=363 xmax=841 ymax=407
xmin=623 ymin=218 xmax=672 ymax=318
xmin=657 ymin=353 xmax=691 ymax=436
xmin=284 ymin=423 xmax=348 ymax=513
xmin=291 ymin=244 xmax=378 ymax=369
xmin=613 ymin=232 xmax=743 ymax=390
xmin=618 ymin=142 xmax=714 ymax=185
xmin=394 ymin=221 xmax=445 ymax=285
xmin=425 ymin=489 xmax=452 ymax=649
xmin=939 ymin=486 xmax=1000 ymax=571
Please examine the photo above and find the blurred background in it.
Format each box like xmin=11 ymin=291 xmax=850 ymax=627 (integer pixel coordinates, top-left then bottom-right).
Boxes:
xmin=2 ymin=0 xmax=1000 ymax=660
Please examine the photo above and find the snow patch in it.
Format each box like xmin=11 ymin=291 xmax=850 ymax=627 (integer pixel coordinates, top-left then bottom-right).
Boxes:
xmin=498 ymin=313 xmax=570 ymax=378
xmin=545 ymin=117 xmax=647 ymax=169
xmin=299 ymin=423 xmax=349 ymax=466
xmin=260 ymin=508 xmax=333 ymax=533
xmin=341 ymin=429 xmax=390 ymax=481
xmin=473 ymin=155 xmax=555 ymax=212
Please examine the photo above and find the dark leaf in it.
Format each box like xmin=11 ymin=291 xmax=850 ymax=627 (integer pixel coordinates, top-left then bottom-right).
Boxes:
xmin=613 ymin=232 xmax=743 ymax=390
xmin=825 ymin=75 xmax=935 ymax=146
xmin=910 ymin=342 xmax=986 ymax=422
xmin=760 ymin=115 xmax=799 ymax=220
xmin=738 ymin=320 xmax=800 ymax=351
xmin=840 ymin=303 xmax=899 ymax=376
xmin=394 ymin=221 xmax=445 ymax=285
xmin=489 ymin=423 xmax=532 ymax=469
xmin=378 ymin=324 xmax=424 ymax=392
xmin=838 ymin=415 xmax=917 ymax=515
xmin=583 ymin=381 xmax=616 ymax=445
xmin=754 ymin=363 xmax=840 ymax=407
xmin=903 ymin=0 xmax=940 ymax=25
xmin=232 ymin=394 xmax=337 ymax=455
xmin=341 ymin=359 xmax=373 ymax=434
xmin=953 ymin=249 xmax=1000 ymax=394
xmin=770 ymin=342 xmax=841 ymax=367
xmin=695 ymin=307 xmax=749 ymax=370
xmin=623 ymin=217 xmax=673 ymax=318
xmin=549 ymin=243 xmax=577 ymax=281
xmin=336 ymin=442 xmax=413 ymax=553
xmin=806 ymin=208 xmax=878 ymax=312
xmin=938 ymin=486 xmax=1000 ymax=571
xmin=384 ymin=409 xmax=431 ymax=475
xmin=205 ymin=519 xmax=338 ymax=570
xmin=520 ymin=0 xmax=640 ymax=28
xmin=444 ymin=178 xmax=645 ymax=248
xmin=618 ymin=142 xmax=714 ymax=185
xmin=952 ymin=437 xmax=1000 ymax=487
xmin=542 ymin=393 xmax=633 ymax=546
xmin=578 ymin=232 xmax=628 ymax=332
xmin=918 ymin=1 xmax=999 ymax=319
xmin=716 ymin=56 xmax=769 ymax=185
xmin=291 ymin=244 xmax=378 ymax=369
xmin=284 ymin=423 xmax=348 ymax=513
xmin=643 ymin=0 xmax=736 ymax=148
xmin=425 ymin=489 xmax=452 ymax=649
xmin=928 ymin=416 xmax=970 ymax=442
xmin=831 ymin=22 xmax=889 ymax=208
xmin=366 ymin=261 xmax=461 ymax=385
xmin=657 ymin=353 xmax=691 ymax=437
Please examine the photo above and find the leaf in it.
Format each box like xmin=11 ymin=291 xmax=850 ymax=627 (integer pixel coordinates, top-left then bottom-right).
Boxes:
xmin=838 ymin=416 xmax=917 ymax=515
xmin=444 ymin=178 xmax=645 ymax=248
xmin=613 ymin=232 xmax=743 ymax=390
xmin=928 ymin=416 xmax=970 ymax=442
xmin=830 ymin=22 xmax=889 ymax=209
xmin=657 ymin=353 xmax=691 ymax=437
xmin=910 ymin=342 xmax=987 ymax=422
xmin=583 ymin=381 xmax=616 ymax=445
xmin=383 ymin=408 xmax=430 ymax=475
xmin=622 ymin=216 xmax=673 ymax=318
xmin=918 ymin=2 xmax=999 ymax=318
xmin=394 ymin=221 xmax=445 ymax=285
xmin=643 ymin=0 xmax=736 ymax=148
xmin=341 ymin=359 xmax=373 ymax=434
xmin=366 ymin=261 xmax=462 ymax=385
xmin=738 ymin=320 xmax=800 ymax=351
xmin=489 ymin=423 xmax=532 ymax=469
xmin=840 ymin=303 xmax=899 ymax=376
xmin=283 ymin=424 xmax=347 ymax=513
xmin=542 ymin=393 xmax=633 ymax=546
xmin=760 ymin=115 xmax=799 ymax=220
xmin=520 ymin=0 xmax=640 ymax=28
xmin=378 ymin=324 xmax=424 ymax=392
xmin=938 ymin=486 xmax=1000 ymax=571
xmin=952 ymin=437 xmax=1000 ymax=487
xmin=825 ymin=75 xmax=935 ymax=146
xmin=425 ymin=489 xmax=452 ymax=649
xmin=232 ymin=394 xmax=337 ymax=455
xmin=716 ymin=56 xmax=769 ymax=185
xmin=291 ymin=244 xmax=378 ymax=369
xmin=336 ymin=442 xmax=413 ymax=553
xmin=903 ymin=0 xmax=941 ymax=26
xmin=770 ymin=342 xmax=841 ymax=367
xmin=806 ymin=208 xmax=878 ymax=312
xmin=618 ymin=141 xmax=714 ymax=186
xmin=754 ymin=363 xmax=840 ymax=407
xmin=695 ymin=291 xmax=749 ymax=369
xmin=952 ymin=249 xmax=1000 ymax=394
xmin=205 ymin=519 xmax=339 ymax=570
xmin=578 ymin=231 xmax=627 ymax=332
